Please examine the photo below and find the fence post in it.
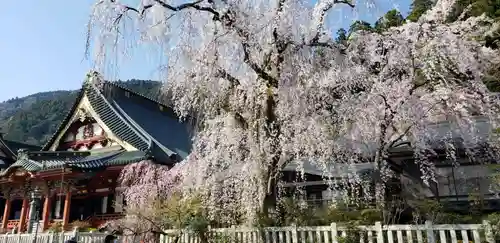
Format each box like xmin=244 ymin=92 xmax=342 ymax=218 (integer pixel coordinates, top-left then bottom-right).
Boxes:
xmin=483 ymin=220 xmax=495 ymax=243
xmin=330 ymin=223 xmax=337 ymax=243
xmin=425 ymin=221 xmax=435 ymax=243
xmin=207 ymin=225 xmax=211 ymax=239
xmin=231 ymin=225 xmax=236 ymax=242
xmin=89 ymin=230 xmax=95 ymax=243
xmin=375 ymin=222 xmax=383 ymax=243
xmin=72 ymin=226 xmax=79 ymax=240
xmin=49 ymin=231 xmax=54 ymax=243
xmin=288 ymin=224 xmax=296 ymax=243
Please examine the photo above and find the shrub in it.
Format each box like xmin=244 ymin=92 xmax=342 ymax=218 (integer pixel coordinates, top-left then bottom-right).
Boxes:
xmin=48 ymin=221 xmax=63 ymax=233
xmin=71 ymin=220 xmax=92 ymax=231
xmin=485 ymin=213 xmax=500 ymax=240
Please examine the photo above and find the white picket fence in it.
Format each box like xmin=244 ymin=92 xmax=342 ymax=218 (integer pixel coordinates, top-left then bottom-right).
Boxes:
xmin=0 ymin=221 xmax=495 ymax=243
xmin=0 ymin=232 xmax=110 ymax=243
xmin=159 ymin=221 xmax=497 ymax=243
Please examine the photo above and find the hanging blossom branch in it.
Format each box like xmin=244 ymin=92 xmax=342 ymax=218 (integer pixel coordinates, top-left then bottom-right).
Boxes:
xmin=103 ymin=160 xmax=182 ymax=235
xmin=88 ymin=0 xmax=500 ymax=224
xmin=89 ymin=0 xmax=354 ymax=83
xmin=118 ymin=160 xmax=181 ymax=207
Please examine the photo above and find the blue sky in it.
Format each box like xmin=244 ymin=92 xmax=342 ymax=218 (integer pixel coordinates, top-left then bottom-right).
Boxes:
xmin=0 ymin=0 xmax=410 ymax=102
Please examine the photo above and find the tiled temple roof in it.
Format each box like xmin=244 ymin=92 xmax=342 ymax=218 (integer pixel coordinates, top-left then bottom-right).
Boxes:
xmin=42 ymin=72 xmax=192 ymax=163
xmin=1 ymin=72 xmax=193 ymax=175
xmin=0 ymin=135 xmax=40 ymax=169
xmin=0 ymin=149 xmax=148 ymax=175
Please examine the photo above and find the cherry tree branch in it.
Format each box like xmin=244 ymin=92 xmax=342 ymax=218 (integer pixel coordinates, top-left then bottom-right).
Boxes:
xmin=159 ymin=0 xmax=278 ymax=86
xmin=310 ymin=0 xmax=355 ymax=44
xmin=112 ymin=0 xmax=216 ymax=16
xmin=265 ymin=0 xmax=289 ymax=79
xmin=214 ymin=67 xmax=241 ymax=87
xmin=384 ymin=98 xmax=446 ymax=153
xmin=240 ymin=40 xmax=279 ymax=87
xmin=214 ymin=68 xmax=249 ymax=129
xmin=151 ymin=0 xmax=219 ymax=16
xmin=378 ymin=94 xmax=397 ymax=116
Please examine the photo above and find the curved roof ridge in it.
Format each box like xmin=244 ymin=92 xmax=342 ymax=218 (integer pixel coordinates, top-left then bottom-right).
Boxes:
xmin=0 ymin=136 xmax=16 ymax=159
xmin=72 ymin=149 xmax=124 ymax=163
xmin=41 ymin=72 xmax=191 ymax=156
xmin=110 ymin=100 xmax=176 ymax=157
xmin=109 ymin=100 xmax=153 ymax=146
xmin=87 ymin=82 xmax=153 ymax=151
xmin=106 ymin=100 xmax=153 ymax=148
xmin=2 ymin=158 xmax=42 ymax=174
xmin=105 ymin=81 xmax=194 ymax=121
xmin=106 ymin=81 xmax=174 ymax=112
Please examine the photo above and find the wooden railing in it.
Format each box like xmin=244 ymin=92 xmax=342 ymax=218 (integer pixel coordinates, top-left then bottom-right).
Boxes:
xmin=6 ymin=220 xmax=19 ymax=229
xmin=89 ymin=213 xmax=124 ymax=227
xmin=93 ymin=213 xmax=123 ymax=221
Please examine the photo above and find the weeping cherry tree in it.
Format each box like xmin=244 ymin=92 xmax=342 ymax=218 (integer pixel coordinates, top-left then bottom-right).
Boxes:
xmin=88 ymin=0 xmax=500 ymax=224
xmin=105 ymin=160 xmax=181 ymax=236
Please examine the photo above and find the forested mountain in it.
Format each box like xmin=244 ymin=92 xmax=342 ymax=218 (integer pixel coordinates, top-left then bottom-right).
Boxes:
xmin=0 ymin=80 xmax=162 ymax=146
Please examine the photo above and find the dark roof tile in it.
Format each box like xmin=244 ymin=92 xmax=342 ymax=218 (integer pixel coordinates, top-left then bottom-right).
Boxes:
xmin=1 ymin=150 xmax=148 ymax=175
xmin=39 ymin=72 xmax=193 ymax=168
xmin=104 ymin=87 xmax=192 ymax=160
xmin=4 ymin=140 xmax=40 ymax=153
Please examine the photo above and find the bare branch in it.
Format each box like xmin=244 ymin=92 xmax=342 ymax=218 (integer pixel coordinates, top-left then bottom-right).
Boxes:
xmin=112 ymin=0 xmax=218 ymax=19
xmin=152 ymin=0 xmax=219 ymax=16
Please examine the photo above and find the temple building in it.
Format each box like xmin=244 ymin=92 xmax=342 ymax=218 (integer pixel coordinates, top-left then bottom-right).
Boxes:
xmin=282 ymin=118 xmax=500 ymax=213
xmin=0 ymin=72 xmax=192 ymax=233
xmin=0 ymin=135 xmax=41 ymax=232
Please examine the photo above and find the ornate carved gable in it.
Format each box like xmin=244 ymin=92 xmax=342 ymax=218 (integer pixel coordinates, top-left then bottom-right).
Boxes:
xmin=51 ymin=95 xmax=126 ymax=152
xmin=57 ymin=114 xmax=120 ymax=151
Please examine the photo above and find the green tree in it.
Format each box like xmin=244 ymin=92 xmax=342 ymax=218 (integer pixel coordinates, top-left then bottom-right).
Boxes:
xmin=348 ymin=20 xmax=373 ymax=34
xmin=447 ymin=0 xmax=500 ymax=22
xmin=374 ymin=9 xmax=404 ymax=32
xmin=336 ymin=28 xmax=348 ymax=45
xmin=406 ymin=0 xmax=434 ymax=22
xmin=483 ymin=62 xmax=500 ymax=92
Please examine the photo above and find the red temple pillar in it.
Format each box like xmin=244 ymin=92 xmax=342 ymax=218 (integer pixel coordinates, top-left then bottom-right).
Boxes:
xmin=1 ymin=199 xmax=11 ymax=230
xmin=42 ymin=195 xmax=52 ymax=231
xmin=62 ymin=191 xmax=71 ymax=230
xmin=18 ymin=198 xmax=29 ymax=232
